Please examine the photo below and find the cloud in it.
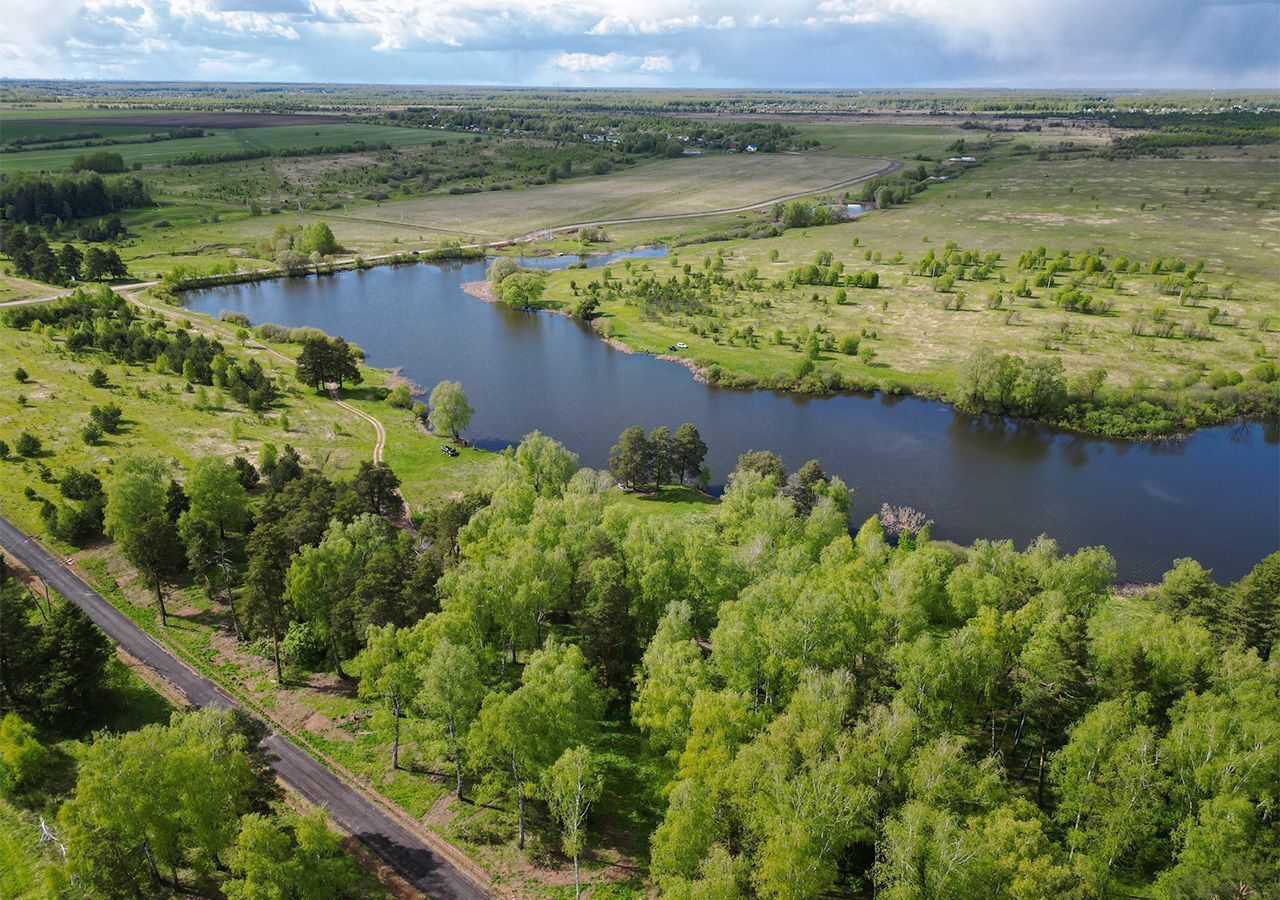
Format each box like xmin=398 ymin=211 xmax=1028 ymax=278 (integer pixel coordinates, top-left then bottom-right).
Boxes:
xmin=554 ymin=51 xmax=629 ymax=72
xmin=552 ymin=51 xmax=676 ymax=73
xmin=587 ymin=13 xmax=737 ymax=35
xmin=1 ymin=0 xmax=1276 ymax=87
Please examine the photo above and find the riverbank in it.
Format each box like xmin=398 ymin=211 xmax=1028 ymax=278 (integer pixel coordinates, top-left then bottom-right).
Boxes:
xmin=166 ymin=244 xmax=487 ymax=291
xmin=463 ymin=260 xmax=1273 ymax=442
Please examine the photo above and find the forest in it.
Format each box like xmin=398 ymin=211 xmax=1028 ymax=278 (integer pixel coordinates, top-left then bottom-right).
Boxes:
xmin=0 ymin=562 xmax=374 ymax=898
xmin=0 ymin=171 xmax=152 ymax=227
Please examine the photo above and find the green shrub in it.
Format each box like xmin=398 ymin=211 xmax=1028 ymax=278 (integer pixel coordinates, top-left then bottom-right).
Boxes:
xmin=14 ymin=431 xmax=41 ymax=457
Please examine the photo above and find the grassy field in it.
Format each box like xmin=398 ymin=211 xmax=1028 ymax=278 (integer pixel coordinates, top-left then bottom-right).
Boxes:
xmin=536 ymin=145 xmax=1280 ymax=414
xmin=0 ymin=797 xmax=54 ymax=897
xmin=1 ymin=122 xmax=452 ymax=172
xmin=299 ymin=152 xmax=890 ymax=239
xmin=0 ymin=292 xmax=505 ymax=537
xmin=2 ymin=121 xmax=167 ymax=142
xmin=0 ymin=275 xmax=50 ymax=304
xmin=796 ymin=122 xmax=971 ymax=158
xmin=5 ymin=114 xmax=1277 ymax=433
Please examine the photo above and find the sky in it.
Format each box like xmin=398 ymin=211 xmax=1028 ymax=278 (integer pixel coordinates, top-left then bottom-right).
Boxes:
xmin=3 ymin=0 xmax=1278 ymax=89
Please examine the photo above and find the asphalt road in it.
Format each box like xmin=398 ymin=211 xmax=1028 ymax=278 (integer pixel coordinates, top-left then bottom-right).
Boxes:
xmin=0 ymin=514 xmax=489 ymax=900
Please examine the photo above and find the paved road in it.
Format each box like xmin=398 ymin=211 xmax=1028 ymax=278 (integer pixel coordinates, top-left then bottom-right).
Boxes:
xmin=0 ymin=514 xmax=488 ymax=900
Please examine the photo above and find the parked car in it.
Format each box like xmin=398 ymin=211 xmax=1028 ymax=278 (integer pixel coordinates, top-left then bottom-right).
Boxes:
xmin=676 ymin=342 xmax=688 ymax=349
xmin=441 ymin=445 xmax=459 ymax=457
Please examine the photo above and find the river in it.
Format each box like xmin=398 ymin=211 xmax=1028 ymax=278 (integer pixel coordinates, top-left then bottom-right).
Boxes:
xmin=185 ymin=252 xmax=1280 ymax=582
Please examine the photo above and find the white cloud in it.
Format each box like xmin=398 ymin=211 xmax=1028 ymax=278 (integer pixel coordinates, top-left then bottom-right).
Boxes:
xmin=588 ymin=13 xmax=737 ymax=36
xmin=640 ymin=54 xmax=673 ymax=71
xmin=553 ymin=50 xmax=676 ymax=73
xmin=554 ymin=51 xmax=629 ymax=71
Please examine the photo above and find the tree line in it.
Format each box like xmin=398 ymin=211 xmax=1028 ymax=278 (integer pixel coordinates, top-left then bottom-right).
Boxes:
xmin=608 ymin=422 xmax=709 ymax=491
xmin=0 ymin=170 xmax=151 ymax=228
xmin=12 ymin=409 xmax=1280 ymax=896
xmin=1 ymin=225 xmax=128 ymax=284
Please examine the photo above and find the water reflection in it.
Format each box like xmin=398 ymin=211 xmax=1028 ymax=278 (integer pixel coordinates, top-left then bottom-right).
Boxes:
xmin=185 ymin=255 xmax=1280 ymax=582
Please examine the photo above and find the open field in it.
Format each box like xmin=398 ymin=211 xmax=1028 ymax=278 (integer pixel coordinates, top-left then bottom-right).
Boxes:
xmin=5 ymin=104 xmax=1277 ymax=434
xmin=4 ymin=110 xmax=349 ymax=127
xmin=313 ymin=152 xmax=889 ymax=237
xmin=2 ymin=122 xmax=453 ymax=172
xmin=0 ymin=274 xmax=49 ymax=304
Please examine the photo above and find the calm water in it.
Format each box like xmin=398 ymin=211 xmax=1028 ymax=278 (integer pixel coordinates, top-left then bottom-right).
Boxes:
xmin=187 ymin=254 xmax=1280 ymax=582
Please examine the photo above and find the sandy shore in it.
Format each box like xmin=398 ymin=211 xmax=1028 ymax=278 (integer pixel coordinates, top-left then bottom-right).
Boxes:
xmin=656 ymin=353 xmax=708 ymax=383
xmin=460 ymin=280 xmax=498 ymax=303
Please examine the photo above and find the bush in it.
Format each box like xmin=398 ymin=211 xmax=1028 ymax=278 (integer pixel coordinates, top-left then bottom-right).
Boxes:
xmin=282 ymin=621 xmax=329 ymax=670
xmin=14 ymin=431 xmax=41 ymax=457
xmin=233 ymin=456 xmax=260 ymax=489
xmin=44 ymin=497 xmax=103 ymax=543
xmin=299 ymin=222 xmax=339 ymax=256
xmin=494 ymin=271 xmax=547 ymax=308
xmin=87 ymin=368 xmax=109 ymax=388
xmin=81 ymin=421 xmax=103 ymax=445
xmin=387 ymin=384 xmax=413 ymax=409
xmin=89 ymin=403 xmax=123 ymax=434
xmin=69 ymin=150 xmax=125 ymax=173
xmin=219 ymin=310 xmax=252 ymax=327
xmin=488 ymin=256 xmax=520 ymax=285
xmin=0 ymin=713 xmax=43 ymax=796
xmin=13 ymin=367 xmax=27 ymax=382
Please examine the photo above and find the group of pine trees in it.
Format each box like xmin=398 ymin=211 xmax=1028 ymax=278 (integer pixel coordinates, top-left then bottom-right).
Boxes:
xmin=608 ymin=422 xmax=708 ymax=491
xmin=1 ymin=224 xmax=127 ymax=284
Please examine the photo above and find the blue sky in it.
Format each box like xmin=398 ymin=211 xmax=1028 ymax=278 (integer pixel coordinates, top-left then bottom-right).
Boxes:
xmin=4 ymin=0 xmax=1278 ymax=88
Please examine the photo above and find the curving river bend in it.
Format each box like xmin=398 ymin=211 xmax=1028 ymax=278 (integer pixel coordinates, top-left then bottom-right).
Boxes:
xmin=186 ymin=252 xmax=1279 ymax=583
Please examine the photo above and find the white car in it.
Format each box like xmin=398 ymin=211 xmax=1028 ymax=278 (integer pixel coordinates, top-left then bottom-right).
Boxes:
xmin=675 ymin=342 xmax=688 ymax=349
